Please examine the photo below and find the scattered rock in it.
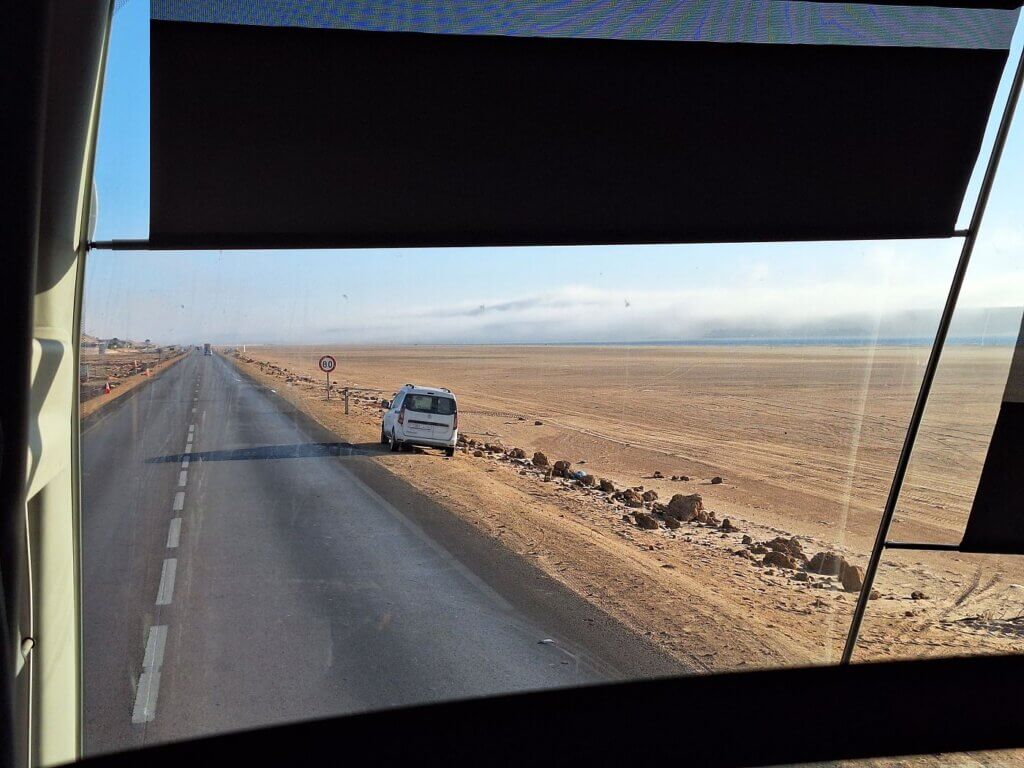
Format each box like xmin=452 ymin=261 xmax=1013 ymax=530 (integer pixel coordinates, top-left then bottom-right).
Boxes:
xmin=840 ymin=563 xmax=864 ymax=592
xmin=763 ymin=551 xmax=798 ymax=570
xmin=473 ymin=450 xmax=484 ymax=458
xmin=665 ymin=493 xmax=704 ymax=521
xmin=765 ymin=537 xmax=806 ymax=561
xmin=621 ymin=514 xmax=631 ymax=523
xmin=741 ymin=535 xmax=753 ymax=545
xmin=733 ymin=549 xmax=754 ymax=560
xmin=869 ymin=590 xmax=881 ymax=600
xmin=579 ymin=474 xmax=596 ymax=487
xmin=641 ymin=490 xmax=658 ymax=502
xmin=617 ymin=488 xmax=644 ymax=508
xmin=534 ymin=420 xmax=543 ymax=426
xmin=711 ymin=476 xmax=724 ymax=484
xmin=910 ymin=591 xmax=928 ymax=600
xmin=532 ymin=451 xmax=549 ymax=467
xmin=599 ymin=478 xmax=616 ymax=493
xmin=552 ymin=460 xmax=572 ymax=477
xmin=720 ymin=518 xmax=737 ymax=533
xmin=664 ymin=516 xmax=681 ymax=530
xmin=632 ymin=511 xmax=659 ymax=530
xmin=750 ymin=544 xmax=768 ymax=555
xmin=508 ymin=447 xmax=526 ymax=459
xmin=793 ymin=571 xmax=809 ymax=582
xmin=652 ymin=470 xmax=664 ymax=478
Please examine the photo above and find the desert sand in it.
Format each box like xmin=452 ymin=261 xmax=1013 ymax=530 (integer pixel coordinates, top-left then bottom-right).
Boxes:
xmin=80 ymin=349 xmax=185 ymax=418
xmin=230 ymin=344 xmax=1024 ymax=671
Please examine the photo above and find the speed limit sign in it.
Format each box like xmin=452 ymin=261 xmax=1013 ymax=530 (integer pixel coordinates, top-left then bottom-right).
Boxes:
xmin=319 ymin=355 xmax=337 ymax=399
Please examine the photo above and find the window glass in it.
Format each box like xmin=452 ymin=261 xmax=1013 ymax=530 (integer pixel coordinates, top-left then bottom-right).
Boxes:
xmin=404 ymin=394 xmax=456 ymax=414
xmin=80 ymin=0 xmax=1024 ymax=759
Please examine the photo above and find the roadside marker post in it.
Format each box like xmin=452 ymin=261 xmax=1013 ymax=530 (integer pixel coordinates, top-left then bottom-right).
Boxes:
xmin=318 ymin=355 xmax=336 ymax=401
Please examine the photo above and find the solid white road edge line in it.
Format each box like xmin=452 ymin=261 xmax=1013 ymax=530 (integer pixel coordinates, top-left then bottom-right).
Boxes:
xmin=167 ymin=518 xmax=181 ymax=548
xmin=155 ymin=559 xmax=177 ymax=606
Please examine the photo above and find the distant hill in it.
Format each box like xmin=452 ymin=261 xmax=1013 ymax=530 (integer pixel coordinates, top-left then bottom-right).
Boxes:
xmin=81 ymin=333 xmax=158 ymax=349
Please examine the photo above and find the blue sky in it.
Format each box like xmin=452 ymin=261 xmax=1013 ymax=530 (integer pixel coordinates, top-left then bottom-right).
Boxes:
xmin=85 ymin=1 xmax=1024 ymax=344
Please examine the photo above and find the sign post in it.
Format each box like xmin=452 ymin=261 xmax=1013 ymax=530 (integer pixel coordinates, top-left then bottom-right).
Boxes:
xmin=318 ymin=355 xmax=337 ymax=400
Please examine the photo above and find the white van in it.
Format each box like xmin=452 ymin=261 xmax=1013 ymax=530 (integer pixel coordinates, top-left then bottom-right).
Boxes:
xmin=381 ymin=384 xmax=458 ymax=456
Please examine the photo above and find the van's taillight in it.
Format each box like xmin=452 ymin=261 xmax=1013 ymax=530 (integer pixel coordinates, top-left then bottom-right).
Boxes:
xmin=398 ymin=407 xmax=405 ymax=425
xmin=453 ymin=411 xmax=458 ymax=431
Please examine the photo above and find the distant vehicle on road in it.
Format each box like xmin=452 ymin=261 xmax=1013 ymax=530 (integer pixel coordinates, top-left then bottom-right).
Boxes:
xmin=381 ymin=384 xmax=458 ymax=456
xmin=204 ymin=343 xmax=212 ymax=356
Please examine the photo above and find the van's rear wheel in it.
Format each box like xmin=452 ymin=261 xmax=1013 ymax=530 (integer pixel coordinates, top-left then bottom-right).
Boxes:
xmin=389 ymin=430 xmax=400 ymax=452
xmin=445 ymin=447 xmax=455 ymax=457
xmin=380 ymin=425 xmax=388 ymax=445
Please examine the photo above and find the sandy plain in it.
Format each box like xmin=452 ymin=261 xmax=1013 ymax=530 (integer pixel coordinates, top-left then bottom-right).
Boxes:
xmin=231 ymin=343 xmax=1024 ymax=671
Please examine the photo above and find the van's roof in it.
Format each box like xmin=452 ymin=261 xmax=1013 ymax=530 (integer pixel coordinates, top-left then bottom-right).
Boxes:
xmin=398 ymin=384 xmax=455 ymax=398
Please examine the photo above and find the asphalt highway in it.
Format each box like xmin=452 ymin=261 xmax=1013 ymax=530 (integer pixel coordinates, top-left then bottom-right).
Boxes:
xmin=81 ymin=351 xmax=681 ymax=754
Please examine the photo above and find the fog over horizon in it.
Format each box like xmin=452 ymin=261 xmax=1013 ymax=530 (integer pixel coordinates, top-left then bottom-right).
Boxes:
xmin=83 ymin=282 xmax=1024 ymax=347
xmin=82 ymin=233 xmax=1024 ymax=347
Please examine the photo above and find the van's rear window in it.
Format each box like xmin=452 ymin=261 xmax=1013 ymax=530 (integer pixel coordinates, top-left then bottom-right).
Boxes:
xmin=405 ymin=395 xmax=456 ymax=415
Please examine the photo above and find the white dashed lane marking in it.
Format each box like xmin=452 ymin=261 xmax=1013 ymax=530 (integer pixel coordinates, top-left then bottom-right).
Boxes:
xmin=134 ymin=375 xmax=204 ymax=726
xmin=132 ymin=625 xmax=167 ymax=724
xmin=155 ymin=559 xmax=177 ymax=606
xmin=166 ymin=518 xmax=181 ymax=549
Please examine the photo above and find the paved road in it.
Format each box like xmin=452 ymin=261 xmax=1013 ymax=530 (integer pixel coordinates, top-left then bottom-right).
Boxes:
xmin=82 ymin=352 xmax=681 ymax=754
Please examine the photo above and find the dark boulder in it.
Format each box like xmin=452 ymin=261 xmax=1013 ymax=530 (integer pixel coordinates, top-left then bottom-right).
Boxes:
xmin=763 ymin=551 xmax=798 ymax=570
xmin=665 ymin=493 xmax=704 ymax=521
xmin=840 ymin=563 xmax=864 ymax=592
xmin=808 ymin=551 xmax=847 ymax=576
xmin=632 ymin=511 xmax=659 ymax=530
